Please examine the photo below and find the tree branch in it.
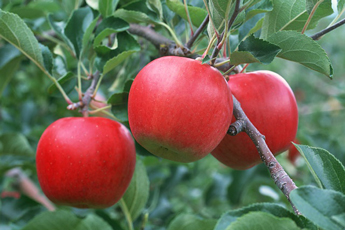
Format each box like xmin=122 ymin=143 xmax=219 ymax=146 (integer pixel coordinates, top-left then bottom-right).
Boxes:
xmin=185 ymin=15 xmax=209 ymax=49
xmin=311 ymin=18 xmax=345 ymax=40
xmin=229 ymin=96 xmax=300 ymax=215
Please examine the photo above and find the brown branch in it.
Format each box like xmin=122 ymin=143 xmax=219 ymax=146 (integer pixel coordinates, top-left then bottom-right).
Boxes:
xmin=128 ymin=24 xmax=172 ymax=49
xmin=229 ymin=96 xmax=300 ymax=215
xmin=185 ymin=15 xmax=209 ymax=49
xmin=311 ymin=18 xmax=345 ymax=40
xmin=210 ymin=0 xmax=241 ymax=65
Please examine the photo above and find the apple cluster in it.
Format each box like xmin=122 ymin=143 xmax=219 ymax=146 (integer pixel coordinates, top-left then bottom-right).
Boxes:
xmin=35 ymin=56 xmax=298 ymax=209
xmin=128 ymin=57 xmax=298 ymax=169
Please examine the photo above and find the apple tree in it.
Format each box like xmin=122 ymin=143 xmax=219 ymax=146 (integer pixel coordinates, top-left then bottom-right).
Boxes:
xmin=1 ymin=0 xmax=345 ymax=229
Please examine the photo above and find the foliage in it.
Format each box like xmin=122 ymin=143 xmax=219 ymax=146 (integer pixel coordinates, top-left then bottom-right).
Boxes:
xmin=1 ymin=0 xmax=345 ymax=229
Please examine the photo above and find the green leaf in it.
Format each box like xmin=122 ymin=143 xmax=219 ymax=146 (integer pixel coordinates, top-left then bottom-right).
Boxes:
xmin=122 ymin=160 xmax=149 ymax=221
xmin=22 ymin=210 xmax=112 ymax=230
xmin=40 ymin=44 xmax=53 ymax=75
xmin=0 ymin=10 xmax=49 ymax=73
xmin=338 ymin=0 xmax=345 ymax=13
xmin=47 ymin=14 xmax=75 ymax=54
xmin=64 ymin=7 xmax=94 ymax=58
xmin=166 ymin=0 xmax=207 ymax=27
xmin=86 ymin=0 xmax=99 ymax=10
xmin=114 ymin=1 xmax=159 ymax=23
xmin=295 ymin=144 xmax=345 ymax=194
xmin=233 ymin=34 xmax=281 ymax=64
xmin=108 ymin=91 xmax=129 ymax=122
xmin=96 ymin=32 xmax=140 ymax=75
xmin=223 ymin=212 xmax=301 ymax=230
xmin=215 ymin=203 xmax=317 ymax=230
xmin=266 ymin=31 xmax=333 ymax=77
xmin=209 ymin=0 xmax=233 ymax=18
xmin=82 ymin=15 xmax=100 ymax=57
xmin=290 ymin=186 xmax=345 ymax=230
xmin=245 ymin=0 xmax=273 ymax=20
xmin=167 ymin=214 xmax=217 ymax=230
xmin=261 ymin=0 xmax=333 ymax=39
xmin=47 ymin=72 xmax=76 ymax=96
xmin=99 ymin=0 xmax=119 ymax=18
xmin=148 ymin=0 xmax=163 ymax=19
xmin=94 ymin=16 xmax=129 ymax=51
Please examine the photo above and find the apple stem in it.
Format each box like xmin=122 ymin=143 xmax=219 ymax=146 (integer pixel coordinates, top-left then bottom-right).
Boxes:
xmin=229 ymin=96 xmax=301 ymax=215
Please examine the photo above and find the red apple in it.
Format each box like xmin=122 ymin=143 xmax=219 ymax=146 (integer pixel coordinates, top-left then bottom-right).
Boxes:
xmin=288 ymin=139 xmax=301 ymax=165
xmin=36 ymin=117 xmax=136 ymax=209
xmin=211 ymin=71 xmax=298 ymax=170
xmin=128 ymin=56 xmax=233 ymax=163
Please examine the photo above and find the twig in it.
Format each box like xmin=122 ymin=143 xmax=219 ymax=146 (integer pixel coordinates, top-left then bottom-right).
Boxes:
xmin=185 ymin=15 xmax=209 ymax=49
xmin=210 ymin=0 xmax=241 ymax=65
xmin=229 ymin=96 xmax=300 ymax=215
xmin=311 ymin=18 xmax=345 ymax=40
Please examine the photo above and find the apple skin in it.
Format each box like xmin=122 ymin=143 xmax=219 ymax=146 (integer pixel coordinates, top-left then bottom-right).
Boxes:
xmin=128 ymin=56 xmax=233 ymax=163
xmin=36 ymin=117 xmax=136 ymax=209
xmin=211 ymin=71 xmax=298 ymax=170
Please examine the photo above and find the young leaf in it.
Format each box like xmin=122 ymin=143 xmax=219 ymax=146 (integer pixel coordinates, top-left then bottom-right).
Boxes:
xmin=167 ymin=214 xmax=217 ymax=230
xmin=295 ymin=144 xmax=345 ymax=194
xmin=215 ymin=203 xmax=317 ymax=230
xmin=99 ymin=0 xmax=119 ymax=18
xmin=166 ymin=0 xmax=207 ymax=27
xmin=22 ymin=210 xmax=112 ymax=230
xmin=64 ymin=7 xmax=94 ymax=58
xmin=290 ymin=186 xmax=345 ymax=230
xmin=245 ymin=0 xmax=273 ymax=20
xmin=223 ymin=212 xmax=301 ymax=230
xmin=266 ymin=31 xmax=333 ymax=77
xmin=0 ymin=10 xmax=49 ymax=73
xmin=122 ymin=160 xmax=149 ymax=221
xmin=231 ymin=34 xmax=281 ymax=64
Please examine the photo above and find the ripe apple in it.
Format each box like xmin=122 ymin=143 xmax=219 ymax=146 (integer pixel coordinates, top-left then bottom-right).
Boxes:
xmin=211 ymin=71 xmax=298 ymax=170
xmin=36 ymin=117 xmax=136 ymax=209
xmin=128 ymin=56 xmax=233 ymax=163
xmin=288 ymin=139 xmax=301 ymax=165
